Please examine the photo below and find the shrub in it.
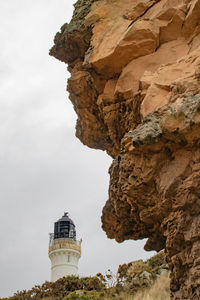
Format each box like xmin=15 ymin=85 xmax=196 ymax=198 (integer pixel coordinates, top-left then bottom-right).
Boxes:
xmin=4 ymin=276 xmax=105 ymax=300
xmin=64 ymin=290 xmax=106 ymax=300
xmin=4 ymin=252 xmax=168 ymax=300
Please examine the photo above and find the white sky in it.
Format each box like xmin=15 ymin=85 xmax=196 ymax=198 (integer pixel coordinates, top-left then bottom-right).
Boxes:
xmin=0 ymin=1 xmax=155 ymax=297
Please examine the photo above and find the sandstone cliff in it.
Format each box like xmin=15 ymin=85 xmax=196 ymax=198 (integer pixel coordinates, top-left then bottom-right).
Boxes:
xmin=50 ymin=1 xmax=200 ymax=299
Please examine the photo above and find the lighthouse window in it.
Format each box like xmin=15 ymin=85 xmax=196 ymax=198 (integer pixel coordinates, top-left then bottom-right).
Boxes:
xmin=68 ymin=255 xmax=70 ymax=262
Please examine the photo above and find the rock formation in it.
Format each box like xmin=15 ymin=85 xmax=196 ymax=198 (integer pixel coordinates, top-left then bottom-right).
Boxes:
xmin=117 ymin=251 xmax=169 ymax=293
xmin=50 ymin=0 xmax=200 ymax=298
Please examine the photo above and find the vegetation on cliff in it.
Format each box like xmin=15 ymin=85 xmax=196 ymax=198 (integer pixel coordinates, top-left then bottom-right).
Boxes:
xmin=0 ymin=253 xmax=169 ymax=300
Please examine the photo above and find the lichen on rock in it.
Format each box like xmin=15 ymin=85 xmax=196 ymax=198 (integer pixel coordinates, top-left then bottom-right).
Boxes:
xmin=51 ymin=0 xmax=200 ymax=298
xmin=49 ymin=0 xmax=99 ymax=64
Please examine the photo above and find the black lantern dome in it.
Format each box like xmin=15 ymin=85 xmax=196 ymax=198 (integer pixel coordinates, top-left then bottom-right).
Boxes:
xmin=54 ymin=212 xmax=76 ymax=240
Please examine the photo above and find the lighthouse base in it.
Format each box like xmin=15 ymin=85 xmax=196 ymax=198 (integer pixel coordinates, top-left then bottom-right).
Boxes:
xmin=49 ymin=238 xmax=81 ymax=282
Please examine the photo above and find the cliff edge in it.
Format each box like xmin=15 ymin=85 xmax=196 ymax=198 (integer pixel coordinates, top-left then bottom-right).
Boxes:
xmin=50 ymin=1 xmax=200 ymax=299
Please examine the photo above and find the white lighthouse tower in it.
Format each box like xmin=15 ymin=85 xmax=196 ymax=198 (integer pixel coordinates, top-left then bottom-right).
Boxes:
xmin=48 ymin=212 xmax=82 ymax=282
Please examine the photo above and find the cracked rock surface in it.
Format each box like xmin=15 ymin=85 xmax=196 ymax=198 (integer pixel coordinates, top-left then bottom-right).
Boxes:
xmin=50 ymin=0 xmax=200 ymax=298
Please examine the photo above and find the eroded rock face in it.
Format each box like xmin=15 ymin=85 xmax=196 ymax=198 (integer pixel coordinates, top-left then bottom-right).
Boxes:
xmin=50 ymin=0 xmax=200 ymax=298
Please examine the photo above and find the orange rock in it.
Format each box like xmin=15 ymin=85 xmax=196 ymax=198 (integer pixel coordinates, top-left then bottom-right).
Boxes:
xmin=51 ymin=0 xmax=200 ymax=298
xmin=115 ymin=39 xmax=189 ymax=99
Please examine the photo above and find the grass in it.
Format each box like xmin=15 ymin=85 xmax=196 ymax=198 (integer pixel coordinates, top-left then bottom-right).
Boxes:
xmin=119 ymin=275 xmax=170 ymax=300
xmin=98 ymin=274 xmax=170 ymax=300
xmin=46 ymin=275 xmax=170 ymax=300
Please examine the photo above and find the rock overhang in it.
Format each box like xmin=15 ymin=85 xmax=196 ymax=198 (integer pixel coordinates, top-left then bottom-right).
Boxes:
xmin=50 ymin=0 xmax=200 ymax=298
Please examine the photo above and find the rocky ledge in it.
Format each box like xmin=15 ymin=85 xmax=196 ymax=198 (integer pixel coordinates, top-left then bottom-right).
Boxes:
xmin=50 ymin=0 xmax=200 ymax=299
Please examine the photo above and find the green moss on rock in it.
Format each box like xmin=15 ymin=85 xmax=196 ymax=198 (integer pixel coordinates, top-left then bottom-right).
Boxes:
xmin=65 ymin=0 xmax=99 ymax=33
xmin=50 ymin=0 xmax=99 ymax=64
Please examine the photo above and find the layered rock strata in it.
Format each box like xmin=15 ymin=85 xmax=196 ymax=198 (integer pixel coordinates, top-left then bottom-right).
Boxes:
xmin=50 ymin=0 xmax=200 ymax=298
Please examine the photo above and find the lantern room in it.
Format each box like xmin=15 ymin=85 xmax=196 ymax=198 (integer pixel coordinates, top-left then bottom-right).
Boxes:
xmin=54 ymin=212 xmax=76 ymax=240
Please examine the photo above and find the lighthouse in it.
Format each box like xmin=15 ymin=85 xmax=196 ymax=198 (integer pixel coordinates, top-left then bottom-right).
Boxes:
xmin=48 ymin=212 xmax=82 ymax=282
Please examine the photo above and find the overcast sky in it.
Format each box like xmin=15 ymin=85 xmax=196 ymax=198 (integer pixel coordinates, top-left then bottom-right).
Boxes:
xmin=0 ymin=1 xmax=155 ymax=297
